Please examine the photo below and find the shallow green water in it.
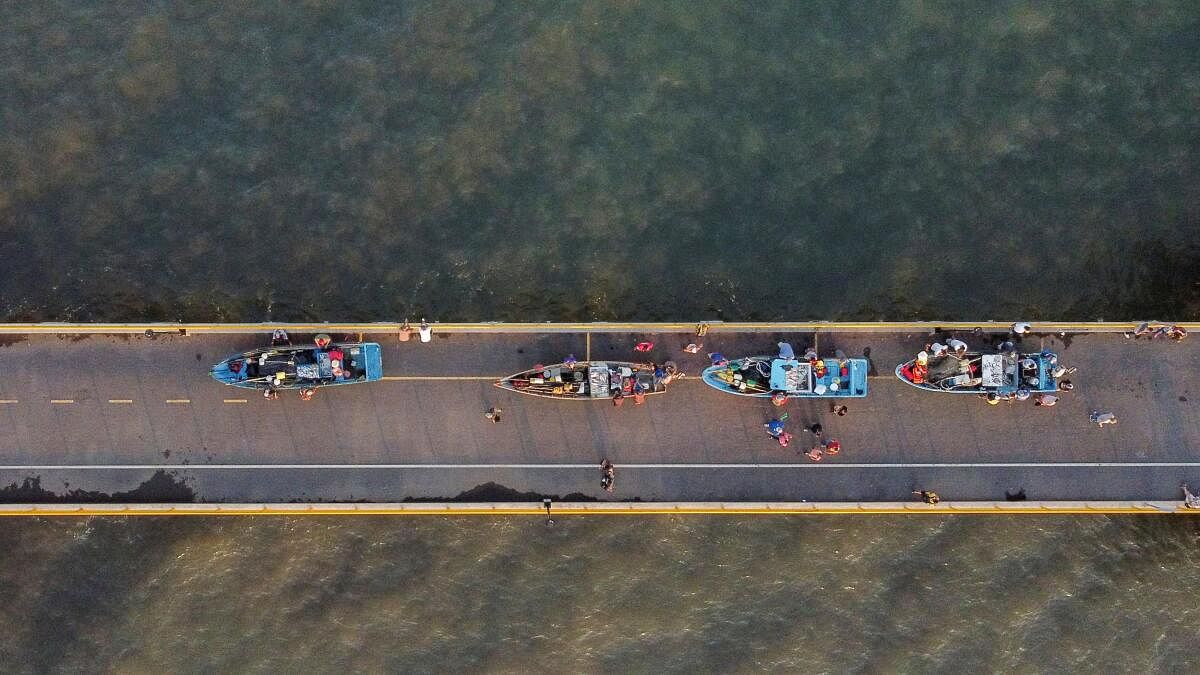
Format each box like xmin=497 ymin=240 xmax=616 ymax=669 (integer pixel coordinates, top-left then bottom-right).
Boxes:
xmin=2 ymin=1 xmax=1198 ymax=322
xmin=2 ymin=1 xmax=1200 ymax=671
xmin=2 ymin=516 xmax=1199 ymax=673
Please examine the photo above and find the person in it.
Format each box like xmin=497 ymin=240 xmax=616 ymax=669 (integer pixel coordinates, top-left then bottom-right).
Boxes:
xmin=613 ymin=391 xmax=625 ymax=407
xmin=263 ymin=387 xmax=280 ymax=401
xmin=832 ymin=404 xmax=848 ymax=417
xmin=696 ymin=323 xmax=709 ymax=337
xmin=662 ymin=361 xmax=679 ymax=385
xmin=913 ymin=490 xmax=940 ymax=505
xmin=564 ymin=354 xmax=577 ymax=366
xmin=398 ymin=320 xmax=413 ymax=342
xmin=1127 ymin=321 xmax=1154 ymax=339
xmin=1090 ymin=410 xmax=1117 ymax=426
xmin=633 ymin=382 xmax=646 ymax=405
xmin=1060 ymin=380 xmax=1074 ymax=392
xmin=903 ymin=351 xmax=929 ymax=384
xmin=634 ymin=341 xmax=654 ymax=352
xmin=708 ymin=352 xmax=728 ymax=367
xmin=778 ymin=431 xmax=793 ymax=448
xmin=299 ymin=387 xmax=315 ymax=401
xmin=1169 ymin=326 xmax=1188 ymax=341
xmin=805 ymin=445 xmax=823 ymax=461
xmin=824 ymin=439 xmax=840 ymax=456
xmin=600 ymin=460 xmax=615 ymax=492
xmin=777 ymin=342 xmax=795 ymax=360
xmin=1012 ymin=322 xmax=1032 ymax=335
xmin=803 ymin=348 xmax=818 ymax=362
xmin=771 ymin=391 xmax=788 ymax=407
xmin=809 ymin=423 xmax=822 ymax=439
xmin=683 ymin=343 xmax=702 ymax=354
xmin=270 ymin=329 xmax=290 ymax=346
xmin=927 ymin=342 xmax=949 ymax=358
xmin=418 ymin=320 xmax=432 ymax=343
xmin=1033 ymin=393 xmax=1058 ymax=407
xmin=1015 ymin=389 xmax=1031 ymax=401
xmin=985 ymin=392 xmax=1000 ymax=405
xmin=653 ymin=363 xmax=666 ymax=389
xmin=485 ymin=406 xmax=502 ymax=423
xmin=765 ymin=419 xmax=785 ymax=438
xmin=314 ymin=333 xmax=332 ymax=349
xmin=1182 ymin=483 xmax=1200 ymax=509
xmin=947 ymin=338 xmax=968 ymax=357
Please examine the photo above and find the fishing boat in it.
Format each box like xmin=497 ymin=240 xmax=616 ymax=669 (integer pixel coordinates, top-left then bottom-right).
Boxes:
xmin=495 ymin=361 xmax=666 ymax=400
xmin=701 ymin=356 xmax=869 ymax=398
xmin=210 ymin=343 xmax=383 ymax=390
xmin=895 ymin=350 xmax=1058 ymax=394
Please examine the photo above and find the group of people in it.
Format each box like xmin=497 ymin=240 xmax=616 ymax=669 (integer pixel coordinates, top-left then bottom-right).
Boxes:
xmin=764 ymin=418 xmax=842 ymax=462
xmin=1127 ymin=322 xmax=1188 ymax=341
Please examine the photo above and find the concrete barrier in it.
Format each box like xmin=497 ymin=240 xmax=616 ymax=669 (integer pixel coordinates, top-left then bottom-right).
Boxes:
xmin=0 ymin=321 xmax=1194 ymax=335
xmin=0 ymin=501 xmax=1192 ymax=517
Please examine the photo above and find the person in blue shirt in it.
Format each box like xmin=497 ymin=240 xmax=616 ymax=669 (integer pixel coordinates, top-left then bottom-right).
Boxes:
xmin=765 ymin=419 xmax=785 ymax=438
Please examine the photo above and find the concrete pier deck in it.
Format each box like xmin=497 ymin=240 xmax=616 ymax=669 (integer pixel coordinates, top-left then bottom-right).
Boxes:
xmin=0 ymin=323 xmax=1197 ymax=507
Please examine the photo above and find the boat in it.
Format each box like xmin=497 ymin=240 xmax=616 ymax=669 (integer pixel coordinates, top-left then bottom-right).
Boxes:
xmin=210 ymin=343 xmax=383 ymax=390
xmin=495 ymin=361 xmax=666 ymax=400
xmin=701 ymin=356 xmax=869 ymax=398
xmin=895 ymin=350 xmax=1058 ymax=394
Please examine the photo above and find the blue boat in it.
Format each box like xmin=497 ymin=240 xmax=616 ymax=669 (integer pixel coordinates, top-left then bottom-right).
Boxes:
xmin=701 ymin=350 xmax=869 ymax=399
xmin=895 ymin=350 xmax=1058 ymax=394
xmin=210 ymin=343 xmax=383 ymax=391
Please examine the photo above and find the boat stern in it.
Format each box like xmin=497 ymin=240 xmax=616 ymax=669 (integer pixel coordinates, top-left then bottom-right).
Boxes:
xmin=359 ymin=343 xmax=384 ymax=382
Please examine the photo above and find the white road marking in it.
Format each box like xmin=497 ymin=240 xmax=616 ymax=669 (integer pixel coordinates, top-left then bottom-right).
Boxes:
xmin=0 ymin=462 xmax=1199 ymax=470
xmin=108 ymin=399 xmax=134 ymax=404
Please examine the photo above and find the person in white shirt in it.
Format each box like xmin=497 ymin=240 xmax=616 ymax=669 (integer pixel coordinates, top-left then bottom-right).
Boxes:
xmin=928 ymin=342 xmax=949 ymax=358
xmin=1012 ymin=322 xmax=1032 ymax=335
xmin=947 ymin=338 xmax=968 ymax=357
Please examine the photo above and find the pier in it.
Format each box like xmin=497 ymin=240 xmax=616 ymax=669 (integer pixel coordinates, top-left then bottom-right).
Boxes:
xmin=0 ymin=322 xmax=1197 ymax=514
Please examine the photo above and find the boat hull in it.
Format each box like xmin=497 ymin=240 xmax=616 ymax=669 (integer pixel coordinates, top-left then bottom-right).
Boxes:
xmin=895 ymin=351 xmax=1058 ymax=394
xmin=211 ymin=343 xmax=383 ymax=390
xmin=701 ymin=357 xmax=869 ymax=398
xmin=495 ymin=361 xmax=668 ymax=400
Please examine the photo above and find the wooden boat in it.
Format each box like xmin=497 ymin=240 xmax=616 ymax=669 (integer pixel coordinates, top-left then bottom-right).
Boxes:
xmin=495 ymin=361 xmax=666 ymax=400
xmin=895 ymin=351 xmax=1058 ymax=394
xmin=210 ymin=343 xmax=383 ymax=390
xmin=701 ymin=356 xmax=869 ymax=398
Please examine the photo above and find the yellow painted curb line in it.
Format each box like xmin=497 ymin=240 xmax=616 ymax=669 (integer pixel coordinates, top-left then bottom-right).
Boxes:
xmin=0 ymin=321 xmax=1196 ymax=335
xmin=0 ymin=501 xmax=1191 ymax=517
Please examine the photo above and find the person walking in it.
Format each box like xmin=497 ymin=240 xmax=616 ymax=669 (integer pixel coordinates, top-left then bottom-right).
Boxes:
xmin=1090 ymin=410 xmax=1118 ymax=426
xmin=831 ymin=404 xmax=848 ymax=417
xmin=600 ymin=460 xmax=615 ymax=492
xmin=765 ymin=419 xmax=785 ymax=439
xmin=913 ymin=489 xmax=940 ymax=505
xmin=485 ymin=407 xmax=502 ymax=423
